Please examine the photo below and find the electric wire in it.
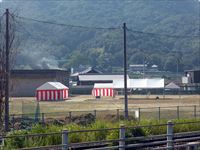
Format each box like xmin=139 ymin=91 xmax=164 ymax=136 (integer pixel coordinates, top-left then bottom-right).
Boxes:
xmin=127 ymin=28 xmax=199 ymax=39
xmin=15 ymin=15 xmax=121 ymax=30
xmin=14 ymin=15 xmax=200 ymax=39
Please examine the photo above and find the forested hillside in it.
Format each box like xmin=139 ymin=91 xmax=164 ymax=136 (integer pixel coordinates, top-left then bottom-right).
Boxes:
xmin=1 ymin=0 xmax=199 ymax=72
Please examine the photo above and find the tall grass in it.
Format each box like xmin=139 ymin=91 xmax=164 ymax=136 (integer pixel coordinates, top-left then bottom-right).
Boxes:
xmin=4 ymin=119 xmax=200 ymax=149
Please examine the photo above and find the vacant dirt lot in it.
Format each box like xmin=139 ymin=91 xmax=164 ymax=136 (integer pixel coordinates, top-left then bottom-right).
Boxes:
xmin=10 ymin=95 xmax=200 ymax=115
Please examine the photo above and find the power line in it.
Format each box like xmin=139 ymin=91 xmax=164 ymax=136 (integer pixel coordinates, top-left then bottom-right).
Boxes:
xmin=127 ymin=28 xmax=199 ymax=39
xmin=15 ymin=14 xmax=200 ymax=39
xmin=14 ymin=15 xmax=121 ymax=30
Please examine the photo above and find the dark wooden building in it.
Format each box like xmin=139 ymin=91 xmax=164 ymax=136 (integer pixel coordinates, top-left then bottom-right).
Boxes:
xmin=10 ymin=69 xmax=70 ymax=97
xmin=70 ymin=67 xmax=102 ymax=86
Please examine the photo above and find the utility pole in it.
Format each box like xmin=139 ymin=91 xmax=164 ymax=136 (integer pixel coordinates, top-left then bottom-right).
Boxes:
xmin=5 ymin=8 xmax=10 ymax=131
xmin=176 ymin=58 xmax=179 ymax=82
xmin=123 ymin=23 xmax=128 ymax=119
xmin=198 ymin=0 xmax=200 ymax=109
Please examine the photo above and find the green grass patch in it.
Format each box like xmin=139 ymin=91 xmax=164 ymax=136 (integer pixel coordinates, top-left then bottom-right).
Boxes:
xmin=4 ymin=118 xmax=200 ymax=149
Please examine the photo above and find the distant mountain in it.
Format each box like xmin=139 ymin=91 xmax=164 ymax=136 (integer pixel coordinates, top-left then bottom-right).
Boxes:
xmin=2 ymin=0 xmax=199 ymax=72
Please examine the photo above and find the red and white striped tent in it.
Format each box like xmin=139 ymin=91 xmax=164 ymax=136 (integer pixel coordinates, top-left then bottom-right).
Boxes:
xmin=36 ymin=82 xmax=69 ymax=101
xmin=92 ymin=83 xmax=116 ymax=97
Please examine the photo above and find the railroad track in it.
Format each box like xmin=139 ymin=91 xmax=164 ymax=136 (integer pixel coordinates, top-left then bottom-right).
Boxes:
xmin=69 ymin=131 xmax=200 ymax=149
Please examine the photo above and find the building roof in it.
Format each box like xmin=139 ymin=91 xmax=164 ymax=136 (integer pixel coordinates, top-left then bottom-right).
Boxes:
xmin=185 ymin=69 xmax=200 ymax=72
xmin=11 ymin=69 xmax=69 ymax=78
xmin=165 ymin=82 xmax=180 ymax=89
xmin=37 ymin=82 xmax=68 ymax=90
xmin=79 ymin=74 xmax=130 ymax=81
xmin=94 ymin=83 xmax=114 ymax=88
xmin=71 ymin=67 xmax=102 ymax=76
xmin=79 ymin=67 xmax=102 ymax=75
xmin=11 ymin=69 xmax=69 ymax=74
xmin=113 ymin=78 xmax=164 ymax=89
xmin=129 ymin=64 xmax=147 ymax=67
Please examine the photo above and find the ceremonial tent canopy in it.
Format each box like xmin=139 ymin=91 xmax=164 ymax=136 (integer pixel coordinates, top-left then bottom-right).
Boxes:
xmin=92 ymin=83 xmax=116 ymax=97
xmin=36 ymin=82 xmax=69 ymax=101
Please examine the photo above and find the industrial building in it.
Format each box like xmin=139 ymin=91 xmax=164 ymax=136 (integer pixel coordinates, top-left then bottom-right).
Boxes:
xmin=184 ymin=69 xmax=200 ymax=84
xmin=78 ymin=74 xmax=129 ymax=86
xmin=181 ymin=69 xmax=200 ymax=93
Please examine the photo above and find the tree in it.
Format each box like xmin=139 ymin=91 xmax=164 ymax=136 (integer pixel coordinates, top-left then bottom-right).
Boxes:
xmin=164 ymin=57 xmax=177 ymax=72
xmin=149 ymin=54 xmax=163 ymax=70
xmin=62 ymin=51 xmax=90 ymax=68
xmin=128 ymin=52 xmax=144 ymax=64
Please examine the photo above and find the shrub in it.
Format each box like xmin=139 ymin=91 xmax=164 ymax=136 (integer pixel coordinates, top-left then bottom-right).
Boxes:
xmin=4 ymin=130 xmax=28 ymax=149
xmin=4 ymin=119 xmax=200 ymax=149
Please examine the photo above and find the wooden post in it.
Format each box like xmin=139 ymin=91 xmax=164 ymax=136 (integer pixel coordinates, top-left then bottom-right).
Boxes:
xmin=123 ymin=23 xmax=128 ymax=119
xmin=158 ymin=107 xmax=161 ymax=121
xmin=194 ymin=105 xmax=197 ymax=119
xmin=177 ymin=106 xmax=180 ymax=119
xmin=117 ymin=109 xmax=119 ymax=121
xmin=138 ymin=108 xmax=141 ymax=121
xmin=41 ymin=113 xmax=45 ymax=126
xmin=94 ymin=110 xmax=97 ymax=120
xmin=12 ymin=114 xmax=15 ymax=130
xmin=69 ymin=112 xmax=72 ymax=123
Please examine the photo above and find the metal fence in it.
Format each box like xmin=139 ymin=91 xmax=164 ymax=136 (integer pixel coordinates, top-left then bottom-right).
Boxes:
xmin=9 ymin=105 xmax=200 ymax=130
xmin=1 ymin=121 xmax=200 ymax=149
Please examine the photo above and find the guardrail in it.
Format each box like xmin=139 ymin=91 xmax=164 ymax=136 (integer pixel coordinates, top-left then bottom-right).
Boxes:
xmin=1 ymin=121 xmax=200 ymax=149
